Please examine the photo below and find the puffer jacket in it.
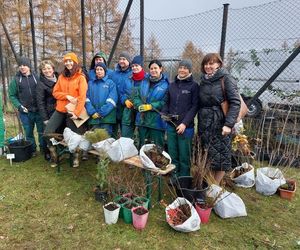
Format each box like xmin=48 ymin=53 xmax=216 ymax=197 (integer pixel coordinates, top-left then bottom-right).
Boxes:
xmin=52 ymin=70 xmax=87 ymax=117
xmin=36 ymin=72 xmax=59 ymax=121
xmin=161 ymin=74 xmax=199 ymax=128
xmin=134 ymin=74 xmax=169 ymax=130
xmin=198 ymin=68 xmax=240 ymax=171
xmin=198 ymin=68 xmax=240 ymax=132
xmin=85 ymin=75 xmax=117 ymax=125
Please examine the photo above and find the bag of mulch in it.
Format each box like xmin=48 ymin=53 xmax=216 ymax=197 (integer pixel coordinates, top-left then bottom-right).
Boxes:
xmin=140 ymin=144 xmax=171 ymax=170
xmin=166 ymin=197 xmax=200 ymax=232
xmin=106 ymin=137 xmax=138 ymax=162
xmin=255 ymin=167 xmax=286 ymax=196
xmin=207 ymin=184 xmax=247 ymax=219
xmin=92 ymin=138 xmax=115 ymax=155
xmin=63 ymin=128 xmax=91 ymax=153
xmin=231 ymin=163 xmax=255 ymax=188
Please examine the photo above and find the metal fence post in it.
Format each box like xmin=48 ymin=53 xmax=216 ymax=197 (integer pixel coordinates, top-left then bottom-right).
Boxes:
xmin=29 ymin=0 xmax=38 ymax=72
xmin=0 ymin=36 xmax=7 ymax=108
xmin=220 ymin=3 xmax=229 ymax=60
xmin=140 ymin=0 xmax=144 ymax=63
xmin=81 ymin=0 xmax=86 ymax=68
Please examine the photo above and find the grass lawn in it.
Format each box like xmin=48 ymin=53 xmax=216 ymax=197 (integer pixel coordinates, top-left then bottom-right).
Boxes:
xmin=0 ymin=152 xmax=299 ymax=250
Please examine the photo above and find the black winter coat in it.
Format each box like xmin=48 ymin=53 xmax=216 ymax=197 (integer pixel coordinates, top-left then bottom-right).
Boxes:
xmin=36 ymin=73 xmax=58 ymax=121
xmin=198 ymin=68 xmax=240 ymax=171
xmin=162 ymin=74 xmax=199 ymax=128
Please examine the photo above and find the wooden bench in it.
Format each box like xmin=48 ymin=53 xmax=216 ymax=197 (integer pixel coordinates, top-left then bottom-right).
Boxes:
xmin=53 ymin=142 xmax=175 ymax=206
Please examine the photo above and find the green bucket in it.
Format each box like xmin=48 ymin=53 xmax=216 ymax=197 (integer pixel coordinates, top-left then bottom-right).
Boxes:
xmin=122 ymin=201 xmax=138 ymax=224
xmin=133 ymin=197 xmax=150 ymax=210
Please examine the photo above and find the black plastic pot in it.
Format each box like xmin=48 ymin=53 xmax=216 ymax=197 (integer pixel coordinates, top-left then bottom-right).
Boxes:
xmin=94 ymin=188 xmax=108 ymax=203
xmin=173 ymin=176 xmax=208 ymax=203
xmin=7 ymin=140 xmax=33 ymax=162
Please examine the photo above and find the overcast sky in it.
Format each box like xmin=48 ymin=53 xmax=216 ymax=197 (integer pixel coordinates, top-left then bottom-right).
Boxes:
xmin=144 ymin=0 xmax=275 ymax=19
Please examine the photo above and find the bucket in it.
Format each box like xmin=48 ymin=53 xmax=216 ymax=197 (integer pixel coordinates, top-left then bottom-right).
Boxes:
xmin=103 ymin=202 xmax=120 ymax=225
xmin=132 ymin=206 xmax=149 ymax=230
xmin=195 ymin=203 xmax=212 ymax=224
xmin=7 ymin=140 xmax=33 ymax=162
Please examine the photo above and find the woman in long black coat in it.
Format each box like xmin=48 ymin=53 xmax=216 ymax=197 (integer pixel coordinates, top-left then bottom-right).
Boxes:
xmin=198 ymin=53 xmax=240 ymax=184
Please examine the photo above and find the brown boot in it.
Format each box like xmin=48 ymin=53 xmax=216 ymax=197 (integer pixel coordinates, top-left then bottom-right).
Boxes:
xmin=73 ymin=151 xmax=80 ymax=168
xmin=49 ymin=146 xmax=58 ymax=168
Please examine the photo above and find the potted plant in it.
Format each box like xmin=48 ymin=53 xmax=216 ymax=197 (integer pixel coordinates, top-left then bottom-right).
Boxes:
xmin=113 ymin=196 xmax=130 ymax=219
xmin=103 ymin=202 xmax=121 ymax=225
xmin=278 ymin=179 xmax=296 ymax=201
xmin=132 ymin=206 xmax=149 ymax=230
xmin=93 ymin=156 xmax=110 ymax=202
xmin=133 ymin=196 xmax=150 ymax=209
xmin=122 ymin=200 xmax=139 ymax=224
xmin=194 ymin=196 xmax=218 ymax=224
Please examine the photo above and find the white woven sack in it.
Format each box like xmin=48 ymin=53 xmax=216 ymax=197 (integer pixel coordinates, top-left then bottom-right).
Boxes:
xmin=106 ymin=137 xmax=138 ymax=162
xmin=140 ymin=144 xmax=171 ymax=170
xmin=232 ymin=163 xmax=255 ymax=188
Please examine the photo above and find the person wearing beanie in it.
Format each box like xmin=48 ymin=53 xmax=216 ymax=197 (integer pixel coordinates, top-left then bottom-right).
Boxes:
xmin=161 ymin=59 xmax=199 ymax=178
xmin=133 ymin=59 xmax=169 ymax=148
xmin=198 ymin=53 xmax=240 ymax=184
xmin=120 ymin=55 xmax=147 ymax=139
xmin=44 ymin=52 xmax=88 ymax=168
xmin=8 ymin=56 xmax=44 ymax=156
xmin=110 ymin=51 xmax=132 ymax=138
xmin=88 ymin=51 xmax=113 ymax=80
xmin=85 ymin=62 xmax=117 ymax=136
xmin=36 ymin=59 xmax=60 ymax=161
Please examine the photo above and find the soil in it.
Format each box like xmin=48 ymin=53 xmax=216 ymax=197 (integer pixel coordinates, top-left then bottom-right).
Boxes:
xmin=133 ymin=207 xmax=148 ymax=215
xmin=123 ymin=193 xmax=137 ymax=200
xmin=116 ymin=197 xmax=128 ymax=204
xmin=145 ymin=146 xmax=169 ymax=170
xmin=233 ymin=164 xmax=252 ymax=178
xmin=104 ymin=203 xmax=119 ymax=211
xmin=280 ymin=181 xmax=295 ymax=191
xmin=124 ymin=202 xmax=137 ymax=209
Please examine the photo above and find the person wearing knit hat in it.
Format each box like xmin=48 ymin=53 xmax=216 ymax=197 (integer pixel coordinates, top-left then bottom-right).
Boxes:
xmin=8 ymin=56 xmax=43 ymax=157
xmin=161 ymin=58 xmax=199 ymax=178
xmin=120 ymin=55 xmax=147 ymax=139
xmin=88 ymin=52 xmax=113 ymax=81
xmin=110 ymin=51 xmax=132 ymax=138
xmin=44 ymin=51 xmax=88 ymax=168
xmin=85 ymin=61 xmax=117 ymax=136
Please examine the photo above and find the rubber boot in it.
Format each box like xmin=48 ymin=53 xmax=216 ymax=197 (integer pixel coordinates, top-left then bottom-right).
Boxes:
xmin=49 ymin=146 xmax=58 ymax=168
xmin=73 ymin=150 xmax=80 ymax=168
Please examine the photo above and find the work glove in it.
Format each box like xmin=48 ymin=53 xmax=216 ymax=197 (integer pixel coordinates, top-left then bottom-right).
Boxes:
xmin=138 ymin=104 xmax=152 ymax=112
xmin=161 ymin=114 xmax=172 ymax=122
xmin=18 ymin=105 xmax=28 ymax=113
xmin=92 ymin=113 xmax=100 ymax=119
xmin=125 ymin=100 xmax=133 ymax=109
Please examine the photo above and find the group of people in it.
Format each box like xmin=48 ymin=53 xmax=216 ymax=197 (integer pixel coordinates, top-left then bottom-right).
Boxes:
xmin=8 ymin=50 xmax=241 ymax=184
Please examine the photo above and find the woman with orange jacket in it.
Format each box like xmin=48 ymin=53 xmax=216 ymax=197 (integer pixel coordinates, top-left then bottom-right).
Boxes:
xmin=44 ymin=52 xmax=88 ymax=167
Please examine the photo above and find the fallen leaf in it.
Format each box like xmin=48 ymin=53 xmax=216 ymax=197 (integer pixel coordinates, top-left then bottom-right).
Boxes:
xmin=274 ymin=223 xmax=280 ymax=228
xmin=66 ymin=192 xmax=71 ymax=196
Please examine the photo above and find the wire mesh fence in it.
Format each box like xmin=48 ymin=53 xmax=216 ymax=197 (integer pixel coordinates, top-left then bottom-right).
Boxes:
xmin=0 ymin=0 xmax=299 ymax=109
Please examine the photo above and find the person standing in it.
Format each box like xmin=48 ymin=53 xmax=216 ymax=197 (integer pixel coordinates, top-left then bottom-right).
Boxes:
xmin=110 ymin=52 xmax=132 ymax=138
xmin=121 ymin=55 xmax=147 ymax=139
xmin=36 ymin=60 xmax=60 ymax=161
xmin=44 ymin=52 xmax=88 ymax=168
xmin=198 ymin=53 xmax=240 ymax=184
xmin=133 ymin=59 xmax=168 ymax=148
xmin=161 ymin=60 xmax=199 ymax=177
xmin=8 ymin=57 xmax=44 ymax=155
xmin=85 ymin=62 xmax=117 ymax=136
xmin=88 ymin=51 xmax=113 ymax=80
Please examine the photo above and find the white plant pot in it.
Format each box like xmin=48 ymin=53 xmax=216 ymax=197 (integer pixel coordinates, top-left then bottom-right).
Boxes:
xmin=103 ymin=202 xmax=121 ymax=225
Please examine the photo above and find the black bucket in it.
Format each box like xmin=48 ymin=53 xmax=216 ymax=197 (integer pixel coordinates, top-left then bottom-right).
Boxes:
xmin=7 ymin=140 xmax=33 ymax=162
xmin=173 ymin=176 xmax=208 ymax=203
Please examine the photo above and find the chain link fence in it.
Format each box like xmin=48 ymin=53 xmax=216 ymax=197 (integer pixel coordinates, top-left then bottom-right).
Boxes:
xmin=0 ymin=0 xmax=299 ymax=110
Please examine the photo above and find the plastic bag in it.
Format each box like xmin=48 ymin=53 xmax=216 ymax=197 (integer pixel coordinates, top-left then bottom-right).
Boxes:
xmin=106 ymin=137 xmax=138 ymax=162
xmin=92 ymin=138 xmax=115 ymax=155
xmin=231 ymin=163 xmax=255 ymax=188
xmin=255 ymin=167 xmax=286 ymax=196
xmin=140 ymin=144 xmax=171 ymax=170
xmin=208 ymin=184 xmax=247 ymax=219
xmin=166 ymin=197 xmax=200 ymax=232
xmin=63 ymin=128 xmax=91 ymax=152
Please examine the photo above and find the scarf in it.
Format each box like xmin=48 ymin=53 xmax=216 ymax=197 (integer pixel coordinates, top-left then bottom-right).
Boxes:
xmin=177 ymin=73 xmax=192 ymax=81
xmin=149 ymin=74 xmax=163 ymax=83
xmin=204 ymin=68 xmax=219 ymax=79
xmin=132 ymin=69 xmax=146 ymax=81
xmin=45 ymin=75 xmax=57 ymax=83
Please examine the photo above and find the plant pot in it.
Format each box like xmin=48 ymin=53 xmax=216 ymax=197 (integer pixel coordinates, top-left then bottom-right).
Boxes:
xmin=122 ymin=201 xmax=138 ymax=224
xmin=103 ymin=202 xmax=121 ymax=225
xmin=7 ymin=140 xmax=33 ymax=162
xmin=122 ymin=192 xmax=137 ymax=201
xmin=132 ymin=206 xmax=149 ymax=230
xmin=133 ymin=197 xmax=150 ymax=209
xmin=278 ymin=179 xmax=296 ymax=201
xmin=195 ymin=203 xmax=212 ymax=224
xmin=114 ymin=196 xmax=130 ymax=219
xmin=94 ymin=187 xmax=108 ymax=203
xmin=174 ymin=176 xmax=208 ymax=203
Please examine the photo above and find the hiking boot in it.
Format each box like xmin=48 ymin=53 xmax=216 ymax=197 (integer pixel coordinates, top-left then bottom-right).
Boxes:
xmin=73 ymin=152 xmax=80 ymax=168
xmin=81 ymin=151 xmax=89 ymax=161
xmin=49 ymin=146 xmax=58 ymax=163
